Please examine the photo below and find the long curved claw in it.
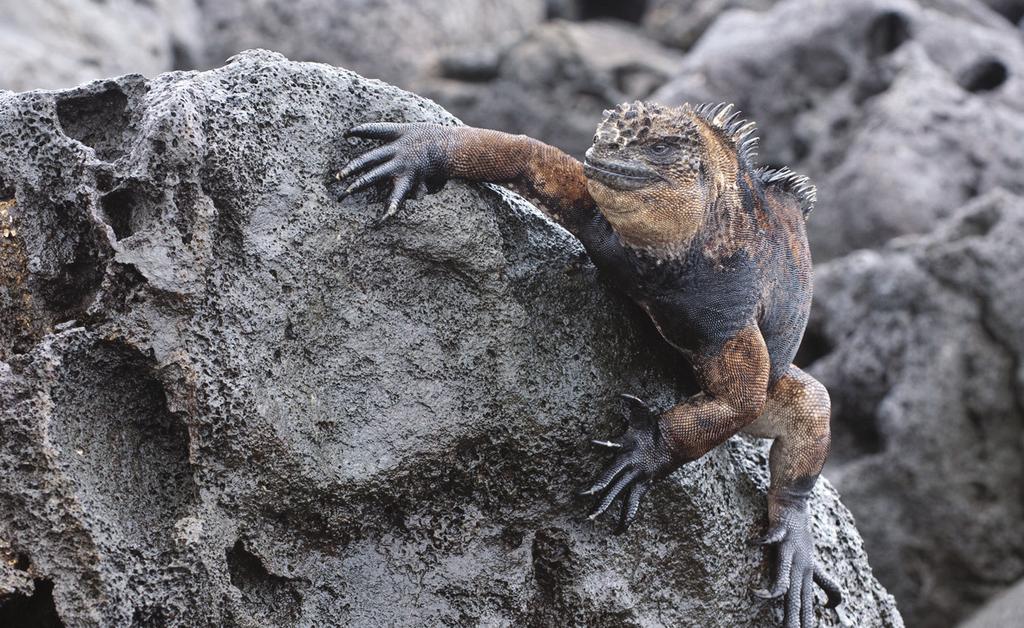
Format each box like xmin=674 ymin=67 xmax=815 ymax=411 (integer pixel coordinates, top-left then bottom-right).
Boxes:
xmin=375 ymin=174 xmax=416 ymax=225
xmin=753 ymin=585 xmax=786 ymax=601
xmin=754 ymin=523 xmax=787 ymax=546
xmin=336 ymin=121 xmax=452 ymax=225
xmin=584 ymin=393 xmax=678 ymax=530
xmin=337 ymin=144 xmax=396 ymax=181
xmin=618 ymin=479 xmax=650 ymax=532
xmin=814 ymin=567 xmax=843 ymax=609
xmin=342 ymin=161 xmax=403 ymax=199
xmin=346 ymin=122 xmax=407 ymax=140
xmin=580 ymin=455 xmax=630 ymax=496
xmin=753 ymin=542 xmax=791 ymax=599
xmin=588 ymin=468 xmax=640 ymax=520
xmin=619 ymin=393 xmax=656 ymax=428
xmin=755 ymin=503 xmax=842 ymax=627
xmin=762 ymin=538 xmax=795 ymax=599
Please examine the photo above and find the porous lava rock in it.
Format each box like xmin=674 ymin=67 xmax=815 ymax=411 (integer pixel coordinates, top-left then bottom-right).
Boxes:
xmin=0 ymin=50 xmax=901 ymax=627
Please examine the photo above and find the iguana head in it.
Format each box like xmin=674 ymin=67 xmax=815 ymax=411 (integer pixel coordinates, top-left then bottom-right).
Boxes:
xmin=583 ymin=101 xmax=752 ymax=250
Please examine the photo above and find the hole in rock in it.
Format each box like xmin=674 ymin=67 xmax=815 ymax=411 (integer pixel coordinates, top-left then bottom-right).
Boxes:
xmin=56 ymin=85 xmax=129 ymax=161
xmin=0 ymin=579 xmax=64 ymax=628
xmin=956 ymin=204 xmax=1001 ymax=239
xmin=94 ymin=169 xmax=114 ymax=193
xmin=985 ymin=0 xmax=1024 ymax=25
xmin=867 ymin=11 xmax=911 ymax=56
xmin=797 ymin=47 xmax=849 ymax=89
xmin=958 ymin=58 xmax=1009 ymax=93
xmin=49 ymin=341 xmax=196 ymax=547
xmin=577 ymin=0 xmax=648 ymax=23
xmin=227 ymin=541 xmax=301 ymax=625
xmin=100 ymin=189 xmax=137 ymax=240
xmin=36 ymin=212 xmax=105 ymax=317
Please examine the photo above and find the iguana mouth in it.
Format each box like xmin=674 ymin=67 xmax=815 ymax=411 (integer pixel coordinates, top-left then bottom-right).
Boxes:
xmin=583 ymin=149 xmax=658 ymax=191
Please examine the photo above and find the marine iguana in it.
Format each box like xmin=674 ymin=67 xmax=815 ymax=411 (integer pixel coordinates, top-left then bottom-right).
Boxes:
xmin=336 ymin=101 xmax=843 ymax=627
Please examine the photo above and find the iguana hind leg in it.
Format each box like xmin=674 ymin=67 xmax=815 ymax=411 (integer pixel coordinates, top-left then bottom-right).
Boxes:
xmin=744 ymin=364 xmax=843 ymax=628
xmin=584 ymin=325 xmax=770 ymax=531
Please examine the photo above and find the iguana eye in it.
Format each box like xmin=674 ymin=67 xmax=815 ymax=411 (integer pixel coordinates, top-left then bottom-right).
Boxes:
xmin=649 ymin=142 xmax=673 ymax=156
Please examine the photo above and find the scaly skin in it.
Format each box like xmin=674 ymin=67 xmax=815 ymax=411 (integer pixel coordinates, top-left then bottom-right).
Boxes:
xmin=336 ymin=101 xmax=843 ymax=627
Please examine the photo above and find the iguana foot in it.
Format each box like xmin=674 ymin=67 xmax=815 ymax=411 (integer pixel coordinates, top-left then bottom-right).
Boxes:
xmin=582 ymin=394 xmax=678 ymax=532
xmin=753 ymin=501 xmax=843 ymax=627
xmin=336 ymin=123 xmax=451 ymax=225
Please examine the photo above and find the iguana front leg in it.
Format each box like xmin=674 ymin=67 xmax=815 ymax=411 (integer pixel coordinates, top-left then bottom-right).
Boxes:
xmin=336 ymin=123 xmax=597 ymax=234
xmin=745 ymin=365 xmax=844 ymax=627
xmin=586 ymin=332 xmax=842 ymax=626
xmin=584 ymin=325 xmax=771 ymax=528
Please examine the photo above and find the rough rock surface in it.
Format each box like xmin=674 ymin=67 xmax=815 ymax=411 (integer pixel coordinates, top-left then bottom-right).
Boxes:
xmin=654 ymin=0 xmax=1024 ymax=260
xmin=805 ymin=190 xmax=1024 ymax=626
xmin=0 ymin=51 xmax=901 ymax=627
xmin=421 ymin=19 xmax=685 ymax=158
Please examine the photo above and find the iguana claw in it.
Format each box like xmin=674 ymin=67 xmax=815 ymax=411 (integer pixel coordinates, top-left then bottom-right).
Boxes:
xmin=582 ymin=394 xmax=678 ymax=531
xmin=336 ymin=122 xmax=452 ymax=225
xmin=754 ymin=501 xmax=845 ymax=627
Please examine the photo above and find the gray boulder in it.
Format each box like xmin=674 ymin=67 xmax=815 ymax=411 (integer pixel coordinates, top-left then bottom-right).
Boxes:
xmin=806 ymin=190 xmax=1024 ymax=626
xmin=959 ymin=577 xmax=1024 ymax=628
xmin=654 ymin=0 xmax=1024 ymax=260
xmin=196 ymin=0 xmax=544 ymax=89
xmin=642 ymin=0 xmax=781 ymax=51
xmin=421 ymin=19 xmax=685 ymax=158
xmin=0 ymin=50 xmax=901 ymax=627
xmin=0 ymin=0 xmax=202 ymax=91
xmin=978 ymin=0 xmax=1024 ymax=27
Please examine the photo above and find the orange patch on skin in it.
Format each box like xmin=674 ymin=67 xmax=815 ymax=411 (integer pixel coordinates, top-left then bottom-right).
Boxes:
xmin=448 ymin=128 xmax=595 ymax=235
xmin=765 ymin=189 xmax=812 ymax=269
xmin=588 ymin=106 xmax=766 ymax=256
xmin=586 ymin=177 xmax=706 ymax=251
xmin=688 ymin=109 xmax=740 ymax=199
xmin=743 ymin=365 xmax=831 ymax=523
xmin=695 ymin=324 xmax=771 ymax=415
xmin=658 ymin=324 xmax=771 ymax=461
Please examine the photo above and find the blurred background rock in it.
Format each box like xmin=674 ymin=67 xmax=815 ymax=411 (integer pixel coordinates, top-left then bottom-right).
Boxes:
xmin=1 ymin=0 xmax=1022 ymax=626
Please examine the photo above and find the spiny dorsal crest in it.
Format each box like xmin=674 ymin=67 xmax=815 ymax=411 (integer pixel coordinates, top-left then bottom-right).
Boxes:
xmin=691 ymin=102 xmax=760 ymax=164
xmin=696 ymin=102 xmax=816 ymax=216
xmin=758 ymin=166 xmax=817 ymax=216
